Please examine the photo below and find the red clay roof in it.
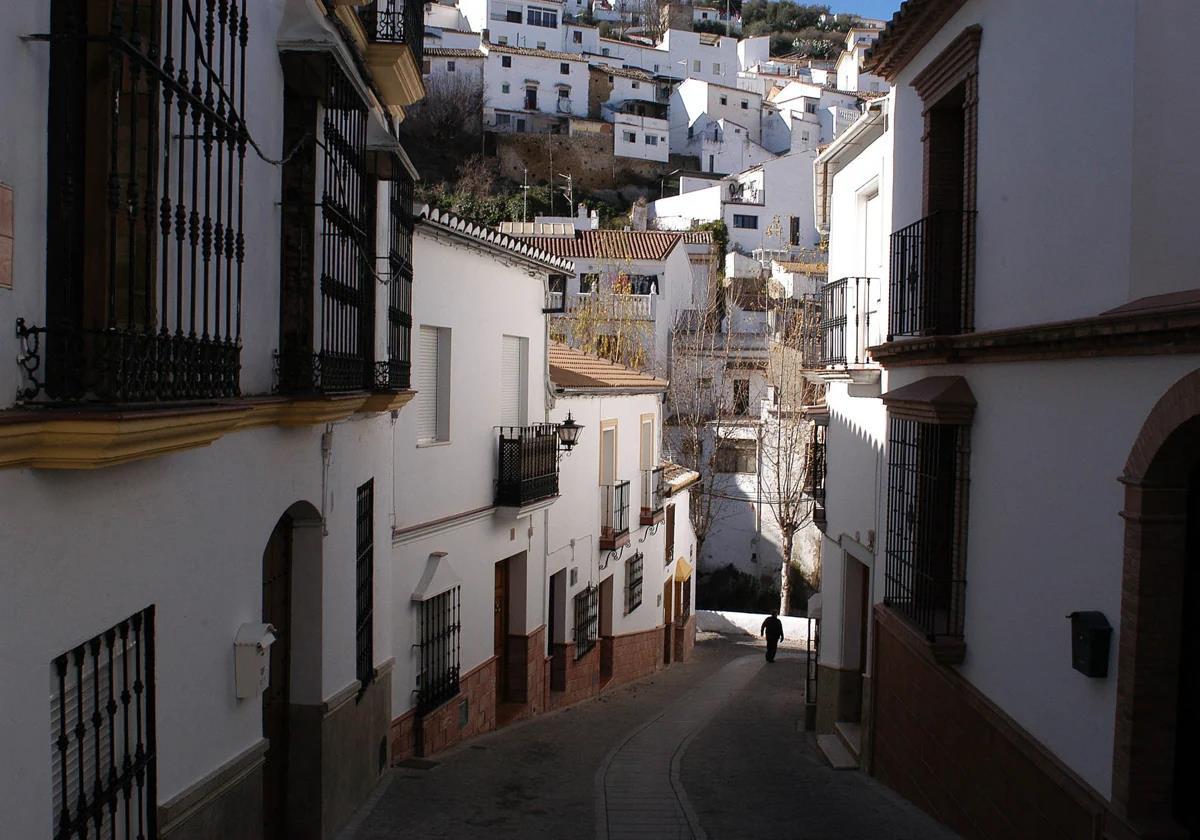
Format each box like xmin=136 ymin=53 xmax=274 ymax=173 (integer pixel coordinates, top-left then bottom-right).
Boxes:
xmin=424 ymin=47 xmax=486 ymax=58
xmin=486 ymin=42 xmax=589 ymax=62
xmin=548 ymin=342 xmax=668 ymax=391
xmin=516 ymin=230 xmax=682 ymax=262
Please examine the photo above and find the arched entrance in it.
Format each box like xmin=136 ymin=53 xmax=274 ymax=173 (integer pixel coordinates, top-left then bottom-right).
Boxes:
xmin=1115 ymin=370 xmax=1200 ymax=836
xmin=261 ymin=502 xmax=323 ymax=840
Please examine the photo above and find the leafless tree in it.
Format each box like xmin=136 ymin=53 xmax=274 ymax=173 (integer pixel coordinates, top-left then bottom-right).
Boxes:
xmin=402 ymin=72 xmax=486 ymax=146
xmin=759 ymin=296 xmax=824 ymax=614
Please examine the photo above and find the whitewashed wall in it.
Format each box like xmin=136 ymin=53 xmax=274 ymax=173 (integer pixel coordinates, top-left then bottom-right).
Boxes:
xmin=486 ymin=50 xmax=590 ymax=118
xmin=613 ymin=114 xmax=670 ymax=162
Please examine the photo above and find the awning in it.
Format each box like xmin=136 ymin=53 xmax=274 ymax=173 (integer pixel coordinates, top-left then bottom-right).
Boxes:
xmin=674 ymin=557 xmax=693 ymax=582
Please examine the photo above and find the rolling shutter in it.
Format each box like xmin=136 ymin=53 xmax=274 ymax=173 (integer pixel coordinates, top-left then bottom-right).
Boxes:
xmin=415 ymin=326 xmax=440 ymax=441
xmin=499 ymin=335 xmax=526 ymax=427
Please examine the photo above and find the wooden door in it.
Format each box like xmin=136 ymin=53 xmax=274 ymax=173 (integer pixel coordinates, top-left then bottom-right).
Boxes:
xmin=494 ymin=560 xmax=508 ymax=704
xmin=663 ymin=579 xmax=674 ymax=664
xmin=859 ymin=565 xmax=870 ymax=676
xmin=262 ymin=515 xmax=293 ymax=840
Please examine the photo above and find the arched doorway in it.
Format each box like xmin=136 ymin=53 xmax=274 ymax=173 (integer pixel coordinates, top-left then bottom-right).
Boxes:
xmin=1115 ymin=371 xmax=1200 ymax=836
xmin=261 ymin=502 xmax=323 ymax=840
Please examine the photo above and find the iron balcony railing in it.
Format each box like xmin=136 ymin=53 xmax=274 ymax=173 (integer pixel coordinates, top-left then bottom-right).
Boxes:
xmin=804 ymin=424 xmax=826 ymax=502
xmin=495 ymin=424 xmax=560 ymax=507
xmin=360 ymin=0 xmax=425 ymax=64
xmin=640 ymin=467 xmax=665 ymax=525
xmin=819 ymin=278 xmax=848 ymax=366
xmin=600 ymin=480 xmax=631 ymax=548
xmin=888 ymin=210 xmax=977 ymax=340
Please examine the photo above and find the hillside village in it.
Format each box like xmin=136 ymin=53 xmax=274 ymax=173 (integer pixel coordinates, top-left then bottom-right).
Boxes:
xmin=4 ymin=2 xmax=1197 ymax=840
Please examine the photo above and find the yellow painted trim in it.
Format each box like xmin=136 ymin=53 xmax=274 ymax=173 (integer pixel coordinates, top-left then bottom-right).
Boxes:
xmin=0 ymin=406 xmax=250 ymax=470
xmin=365 ymin=44 xmax=427 ymax=108
xmin=334 ymin=6 xmax=369 ymax=53
xmin=359 ymin=390 xmax=416 ymax=413
xmin=276 ymin=394 xmax=370 ymax=427
xmin=674 ymin=557 xmax=693 ymax=582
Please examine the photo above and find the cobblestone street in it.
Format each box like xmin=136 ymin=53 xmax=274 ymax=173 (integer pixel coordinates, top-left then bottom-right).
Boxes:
xmin=342 ymin=636 xmax=957 ymax=840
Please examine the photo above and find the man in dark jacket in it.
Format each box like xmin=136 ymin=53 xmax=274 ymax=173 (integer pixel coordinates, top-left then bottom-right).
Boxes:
xmin=761 ymin=610 xmax=784 ymax=662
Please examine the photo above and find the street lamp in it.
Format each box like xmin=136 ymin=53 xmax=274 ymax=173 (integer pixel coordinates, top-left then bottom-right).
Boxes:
xmin=556 ymin=413 xmax=584 ymax=455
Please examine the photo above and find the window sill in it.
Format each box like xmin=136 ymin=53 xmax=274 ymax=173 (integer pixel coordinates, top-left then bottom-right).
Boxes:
xmin=361 ymin=389 xmax=416 ymax=413
xmin=416 ymin=439 xmax=451 ymax=448
xmin=874 ymin=603 xmax=966 ymax=666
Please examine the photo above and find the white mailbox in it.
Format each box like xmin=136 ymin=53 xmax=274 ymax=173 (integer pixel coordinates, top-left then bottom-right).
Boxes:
xmin=234 ymin=623 xmax=277 ymax=699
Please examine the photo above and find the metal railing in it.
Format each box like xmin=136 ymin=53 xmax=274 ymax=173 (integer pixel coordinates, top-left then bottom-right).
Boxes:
xmin=564 ymin=292 xmax=655 ymax=320
xmin=600 ymin=480 xmax=631 ymax=546
xmin=625 ymin=552 xmax=644 ymax=615
xmin=360 ymin=0 xmax=425 ymax=64
xmin=804 ymin=424 xmax=826 ymax=502
xmin=574 ymin=586 xmax=599 ymax=659
xmin=495 ymin=424 xmax=560 ymax=507
xmin=417 ymin=586 xmax=461 ymax=712
xmin=820 ymin=278 xmax=848 ymax=366
xmin=888 ymin=210 xmax=976 ymax=339
xmin=641 ymin=467 xmax=665 ymax=524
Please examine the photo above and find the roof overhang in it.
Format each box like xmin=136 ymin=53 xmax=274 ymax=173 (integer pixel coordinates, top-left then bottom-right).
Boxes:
xmin=813 ymin=98 xmax=888 ymax=235
xmin=864 ymin=0 xmax=970 ymax=80
xmin=882 ymin=375 xmax=975 ymax=424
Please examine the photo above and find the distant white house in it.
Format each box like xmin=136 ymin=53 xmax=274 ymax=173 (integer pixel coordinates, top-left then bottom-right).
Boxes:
xmin=765 ymin=80 xmax=864 ymax=150
xmin=652 ymin=151 xmax=819 ymax=255
xmin=483 ymin=42 xmax=590 ymax=131
xmin=460 ymin=0 xmax=570 ymax=50
xmin=834 ymin=27 xmax=888 ymax=94
xmin=422 ymin=46 xmax=487 ymax=87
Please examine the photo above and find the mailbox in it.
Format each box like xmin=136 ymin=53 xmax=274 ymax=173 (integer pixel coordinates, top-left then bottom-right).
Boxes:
xmin=234 ymin=623 xmax=278 ymax=699
xmin=1067 ymin=611 xmax=1111 ymax=678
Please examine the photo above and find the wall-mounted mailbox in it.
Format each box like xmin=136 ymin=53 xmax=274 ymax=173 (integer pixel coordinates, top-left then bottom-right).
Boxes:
xmin=1067 ymin=611 xmax=1111 ymax=678
xmin=234 ymin=623 xmax=278 ymax=699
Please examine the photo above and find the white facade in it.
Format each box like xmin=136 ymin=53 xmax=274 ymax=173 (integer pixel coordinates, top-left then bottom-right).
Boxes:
xmin=613 ymin=113 xmax=671 ymax=161
xmin=422 ymin=48 xmax=486 ymax=86
xmin=669 ymin=78 xmax=763 ymax=153
xmin=834 ymin=28 xmax=888 ymax=94
xmin=484 ymin=44 xmax=590 ymax=125
xmin=461 ymin=0 xmax=570 ymax=50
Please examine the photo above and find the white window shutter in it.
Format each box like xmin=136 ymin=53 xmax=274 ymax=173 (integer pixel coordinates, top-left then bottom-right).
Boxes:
xmin=499 ymin=335 xmax=526 ymax=427
xmin=415 ymin=327 xmax=440 ymax=441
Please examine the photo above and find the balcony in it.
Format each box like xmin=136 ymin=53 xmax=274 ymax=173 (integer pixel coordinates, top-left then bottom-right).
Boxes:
xmin=640 ymin=467 xmax=665 ymax=526
xmin=888 ymin=210 xmax=976 ymax=340
xmin=563 ymin=292 xmax=656 ymax=321
xmin=495 ymin=424 xmax=560 ymax=509
xmin=600 ymin=480 xmax=631 ymax=550
xmin=358 ymin=0 xmax=425 ymax=109
xmin=820 ymin=278 xmax=848 ymax=366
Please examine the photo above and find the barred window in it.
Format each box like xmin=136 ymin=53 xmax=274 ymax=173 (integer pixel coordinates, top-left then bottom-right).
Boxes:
xmin=884 ymin=417 xmax=970 ymax=641
xmin=574 ymin=586 xmax=599 ymax=659
xmin=356 ymin=480 xmax=375 ymax=688
xmin=715 ymin=439 xmax=757 ymax=474
xmin=378 ymin=171 xmax=414 ymax=391
xmin=418 ymin=587 xmax=461 ymax=712
xmin=51 ymin=607 xmax=156 ymax=840
xmin=625 ymin=553 xmax=644 ymax=615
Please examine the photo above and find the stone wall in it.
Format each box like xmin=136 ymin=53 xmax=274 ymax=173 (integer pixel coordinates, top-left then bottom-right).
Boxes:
xmin=608 ymin=626 xmax=665 ymax=687
xmin=494 ymin=132 xmax=693 ymax=192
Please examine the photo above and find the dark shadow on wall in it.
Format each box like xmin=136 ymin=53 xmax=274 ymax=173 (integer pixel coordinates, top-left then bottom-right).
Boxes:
xmin=697 ymin=563 xmax=814 ymax=616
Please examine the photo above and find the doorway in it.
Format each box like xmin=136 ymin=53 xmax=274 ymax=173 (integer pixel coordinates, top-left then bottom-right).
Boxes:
xmin=1176 ymin=466 xmax=1199 ymax=834
xmin=525 ymin=87 xmax=537 ymax=110
xmin=495 ymin=559 xmax=509 ymax=705
xmin=262 ymin=515 xmax=293 ymax=840
xmin=599 ymin=576 xmax=614 ymax=684
xmin=842 ymin=556 xmax=869 ymax=722
xmin=663 ymin=579 xmax=674 ymax=664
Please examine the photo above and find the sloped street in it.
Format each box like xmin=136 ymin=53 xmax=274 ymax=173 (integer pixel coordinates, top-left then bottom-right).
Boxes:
xmin=342 ymin=635 xmax=956 ymax=840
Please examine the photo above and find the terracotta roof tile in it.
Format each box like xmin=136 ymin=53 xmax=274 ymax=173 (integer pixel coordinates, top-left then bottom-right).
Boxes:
xmin=661 ymin=460 xmax=701 ymax=493
xmin=419 ymin=207 xmax=575 ymax=273
xmin=486 ymin=42 xmax=589 ymax=62
xmin=548 ymin=342 xmax=668 ymax=390
xmin=776 ymin=261 xmax=827 ymax=273
xmin=515 ymin=229 xmax=682 ymax=261
xmin=682 ymin=231 xmax=714 ymax=244
xmin=424 ymin=47 xmax=485 ymax=58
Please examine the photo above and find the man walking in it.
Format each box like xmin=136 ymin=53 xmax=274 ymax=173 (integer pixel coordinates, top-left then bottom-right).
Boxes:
xmin=761 ymin=610 xmax=784 ymax=663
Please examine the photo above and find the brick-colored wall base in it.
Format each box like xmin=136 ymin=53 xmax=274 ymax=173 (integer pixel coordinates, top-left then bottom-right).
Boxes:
xmin=550 ymin=642 xmax=602 ymax=709
xmin=673 ymin=615 xmax=696 ymax=662
xmin=871 ymin=606 xmax=1111 ymax=839
xmin=389 ymin=658 xmax=497 ymax=760
xmin=607 ymin=626 xmax=665 ymax=688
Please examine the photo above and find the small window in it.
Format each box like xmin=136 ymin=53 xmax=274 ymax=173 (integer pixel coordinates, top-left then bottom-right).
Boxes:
xmin=719 ymin=95 xmax=727 ymax=105
xmin=506 ymin=7 xmax=521 ymax=21
xmin=732 ymin=214 xmax=758 ymax=229
xmin=631 ymin=81 xmax=640 ymax=89
xmin=580 ymin=273 xmax=600 ymax=293
xmin=806 ymin=102 xmax=817 ymax=114
xmin=502 ymin=82 xmax=510 ymax=93
xmin=502 ymin=55 xmax=512 ymax=68
xmin=574 ymin=586 xmax=599 ymax=658
xmin=447 ymin=60 xmax=456 ymax=72
xmin=733 ymin=378 xmax=750 ymax=415
xmin=715 ymin=439 xmax=757 ymax=473
xmin=693 ymin=59 xmax=701 ymax=72
xmin=623 ymin=130 xmax=637 ymax=143
xmin=603 ymin=47 xmax=610 ymax=56
xmin=687 ymin=126 xmax=694 ymax=138
xmin=415 ymin=325 xmax=451 ymax=443
xmin=740 ymin=100 xmax=748 ymax=110
xmin=573 ymin=30 xmax=583 ymax=43
xmin=561 ymin=62 xmax=570 ymax=74
xmin=498 ymin=35 xmax=509 ymax=44
xmin=497 ymin=112 xmax=511 ymax=124
xmin=422 ymin=59 xmax=431 ymax=74
xmin=537 ymin=41 xmax=546 ymax=50
xmin=801 ymin=130 xmax=809 ymax=142
xmin=712 ymin=62 xmax=721 ymax=74
xmin=653 ymin=63 xmax=660 ymax=72
xmin=417 ymin=587 xmax=462 ymax=711
xmin=645 ymin=135 xmax=658 ymax=146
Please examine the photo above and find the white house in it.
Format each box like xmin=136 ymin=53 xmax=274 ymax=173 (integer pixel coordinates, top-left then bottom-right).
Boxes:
xmin=613 ymin=113 xmax=671 ymax=161
xmin=460 ymin=0 xmax=570 ymax=50
xmin=652 ymin=151 xmax=819 ymax=255
xmin=422 ymin=46 xmax=487 ymax=86
xmin=834 ymin=27 xmax=888 ymax=94
xmin=811 ymin=2 xmax=1200 ymax=839
xmin=510 ymin=227 xmax=694 ymax=373
xmin=766 ymin=80 xmax=865 ymax=151
xmin=0 ymin=1 xmax=427 ymax=838
xmin=546 ymin=342 xmax=702 ymax=686
xmin=424 ymin=1 xmax=484 ymax=49
xmin=669 ymin=77 xmax=764 ymax=153
xmin=391 ymin=208 xmax=574 ymax=756
xmin=483 ymin=42 xmax=591 ymax=131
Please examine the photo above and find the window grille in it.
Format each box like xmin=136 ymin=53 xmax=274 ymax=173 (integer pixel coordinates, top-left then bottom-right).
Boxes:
xmin=625 ymin=553 xmax=644 ymax=615
xmin=26 ymin=1 xmax=250 ymax=403
xmin=356 ymin=480 xmax=375 ymax=688
xmin=600 ymin=480 xmax=630 ymax=544
xmin=665 ymin=504 xmax=675 ymax=566
xmin=574 ymin=586 xmax=599 ymax=659
xmin=681 ymin=579 xmax=691 ymax=620
xmin=418 ymin=587 xmax=461 ymax=712
xmin=884 ymin=417 xmax=970 ymax=640
xmin=51 ymin=606 xmax=156 ymax=840
xmin=377 ymin=172 xmax=413 ymax=390
xmin=820 ymin=278 xmax=848 ymax=366
xmin=888 ymin=211 xmax=977 ymax=339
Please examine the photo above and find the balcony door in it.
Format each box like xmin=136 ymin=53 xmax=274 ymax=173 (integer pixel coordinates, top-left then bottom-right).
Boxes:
xmin=861 ymin=190 xmax=883 ymax=352
xmin=499 ymin=335 xmax=528 ymax=427
xmin=601 ymin=423 xmax=617 ymax=486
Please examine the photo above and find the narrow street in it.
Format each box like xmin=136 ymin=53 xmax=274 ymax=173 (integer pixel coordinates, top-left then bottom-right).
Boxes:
xmin=342 ymin=636 xmax=957 ymax=840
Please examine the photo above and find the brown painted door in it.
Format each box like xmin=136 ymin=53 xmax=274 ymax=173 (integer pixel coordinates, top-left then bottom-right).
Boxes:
xmin=663 ymin=579 xmax=674 ymax=664
xmin=859 ymin=565 xmax=870 ymax=676
xmin=262 ymin=515 xmax=293 ymax=840
xmin=495 ymin=560 xmax=508 ymax=704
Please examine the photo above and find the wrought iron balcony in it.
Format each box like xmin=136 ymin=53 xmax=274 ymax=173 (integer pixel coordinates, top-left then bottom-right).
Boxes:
xmin=495 ymin=424 xmax=560 ymax=508
xmin=600 ymin=480 xmax=631 ymax=550
xmin=640 ymin=467 xmax=665 ymax=526
xmin=359 ymin=0 xmax=425 ymax=64
xmin=819 ymin=277 xmax=848 ymax=366
xmin=888 ymin=210 xmax=976 ymax=340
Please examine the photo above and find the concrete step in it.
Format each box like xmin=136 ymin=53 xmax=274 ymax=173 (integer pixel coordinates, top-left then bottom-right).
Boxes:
xmin=835 ymin=720 xmax=862 ymax=761
xmin=816 ymin=734 xmax=858 ymax=770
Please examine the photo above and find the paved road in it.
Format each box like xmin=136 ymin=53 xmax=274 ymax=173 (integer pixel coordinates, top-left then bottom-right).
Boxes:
xmin=343 ymin=635 xmax=956 ymax=840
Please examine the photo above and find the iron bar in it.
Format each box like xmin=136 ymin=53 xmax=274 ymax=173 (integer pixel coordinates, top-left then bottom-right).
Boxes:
xmin=418 ymin=587 xmax=461 ymax=712
xmin=495 ymin=424 xmax=561 ymax=506
xmin=356 ymin=480 xmax=376 ymax=688
xmin=888 ymin=210 xmax=976 ymax=340
xmin=573 ymin=586 xmax=598 ymax=659
xmin=625 ymin=552 xmax=644 ymax=614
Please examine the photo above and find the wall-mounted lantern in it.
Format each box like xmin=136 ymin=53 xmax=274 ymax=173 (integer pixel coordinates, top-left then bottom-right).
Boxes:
xmin=556 ymin=412 xmax=584 ymax=456
xmin=1067 ymin=611 xmax=1112 ymax=678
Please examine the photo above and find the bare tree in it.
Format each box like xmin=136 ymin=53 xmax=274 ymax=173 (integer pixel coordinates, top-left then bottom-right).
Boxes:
xmin=552 ymin=267 xmax=654 ymax=371
xmin=759 ymin=296 xmax=825 ymax=614
xmin=402 ymin=73 xmax=486 ymax=146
